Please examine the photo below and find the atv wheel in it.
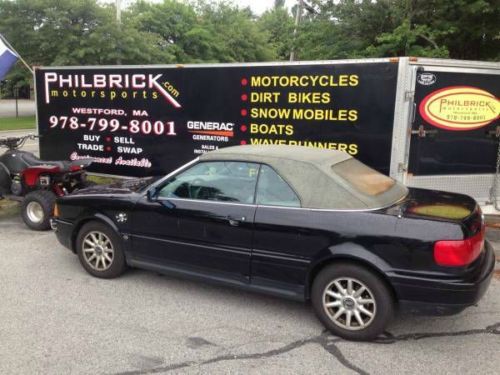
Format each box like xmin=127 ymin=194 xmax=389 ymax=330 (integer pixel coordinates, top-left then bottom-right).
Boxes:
xmin=21 ymin=190 xmax=56 ymax=231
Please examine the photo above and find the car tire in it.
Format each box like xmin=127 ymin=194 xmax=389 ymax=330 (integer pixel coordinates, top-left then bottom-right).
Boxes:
xmin=21 ymin=190 xmax=56 ymax=231
xmin=311 ymin=262 xmax=394 ymax=341
xmin=76 ymin=221 xmax=127 ymax=279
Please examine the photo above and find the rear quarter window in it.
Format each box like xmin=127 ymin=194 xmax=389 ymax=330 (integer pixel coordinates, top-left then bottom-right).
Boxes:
xmin=332 ymin=159 xmax=396 ymax=196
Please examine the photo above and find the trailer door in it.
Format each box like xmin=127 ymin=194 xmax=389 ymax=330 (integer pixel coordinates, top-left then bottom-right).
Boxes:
xmin=406 ymin=66 xmax=499 ymax=204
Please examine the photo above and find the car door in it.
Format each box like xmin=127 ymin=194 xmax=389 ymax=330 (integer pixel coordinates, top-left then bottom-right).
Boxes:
xmin=129 ymin=161 xmax=259 ymax=284
xmin=251 ymin=165 xmax=321 ymax=297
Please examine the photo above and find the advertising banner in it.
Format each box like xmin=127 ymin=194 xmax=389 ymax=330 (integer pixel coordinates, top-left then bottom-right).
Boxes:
xmin=35 ymin=62 xmax=398 ymax=177
xmin=410 ymin=70 xmax=500 ymax=175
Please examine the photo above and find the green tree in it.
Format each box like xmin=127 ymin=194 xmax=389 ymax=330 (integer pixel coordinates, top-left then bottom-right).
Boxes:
xmin=192 ymin=0 xmax=276 ymax=62
xmin=0 ymin=0 xmax=166 ymax=65
xmin=0 ymin=0 xmax=497 ymax=97
xmin=295 ymin=0 xmax=499 ymax=60
xmin=258 ymin=6 xmax=294 ymax=60
xmin=410 ymin=0 xmax=499 ymax=60
xmin=130 ymin=0 xmax=276 ymax=63
xmin=0 ymin=0 xmax=169 ymax=94
xmin=128 ymin=0 xmax=206 ymax=63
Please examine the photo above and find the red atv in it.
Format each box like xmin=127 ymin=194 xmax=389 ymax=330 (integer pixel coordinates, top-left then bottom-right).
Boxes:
xmin=0 ymin=134 xmax=93 ymax=230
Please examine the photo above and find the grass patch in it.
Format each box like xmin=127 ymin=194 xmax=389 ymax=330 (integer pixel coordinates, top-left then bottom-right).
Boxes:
xmin=0 ymin=116 xmax=36 ymax=131
xmin=0 ymin=199 xmax=20 ymax=218
xmin=87 ymin=174 xmax=122 ymax=185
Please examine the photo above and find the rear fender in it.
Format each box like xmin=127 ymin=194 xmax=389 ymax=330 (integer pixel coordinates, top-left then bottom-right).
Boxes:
xmin=21 ymin=166 xmax=59 ymax=186
xmin=306 ymin=242 xmax=394 ymax=299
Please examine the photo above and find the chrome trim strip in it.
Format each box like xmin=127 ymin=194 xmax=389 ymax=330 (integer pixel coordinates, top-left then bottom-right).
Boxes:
xmin=252 ymin=249 xmax=311 ymax=264
xmin=158 ymin=197 xmax=255 ymax=208
xmin=130 ymin=233 xmax=251 ymax=256
xmin=131 ymin=236 xmax=310 ymax=265
xmin=156 ymin=196 xmax=397 ymax=212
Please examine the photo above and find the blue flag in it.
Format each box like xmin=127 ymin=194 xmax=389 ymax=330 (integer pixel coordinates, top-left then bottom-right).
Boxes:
xmin=0 ymin=37 xmax=18 ymax=80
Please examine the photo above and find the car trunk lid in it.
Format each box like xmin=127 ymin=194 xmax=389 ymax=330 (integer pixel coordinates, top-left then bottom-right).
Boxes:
xmin=398 ymin=188 xmax=481 ymax=233
xmin=394 ymin=188 xmax=485 ymax=267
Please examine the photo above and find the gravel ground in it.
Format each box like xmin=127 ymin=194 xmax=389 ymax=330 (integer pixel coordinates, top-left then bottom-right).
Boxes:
xmin=0 ymin=214 xmax=499 ymax=375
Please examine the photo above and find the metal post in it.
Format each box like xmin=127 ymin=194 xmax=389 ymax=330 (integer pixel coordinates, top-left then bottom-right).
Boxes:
xmin=15 ymin=87 xmax=19 ymax=118
xmin=116 ymin=0 xmax=122 ymax=65
xmin=116 ymin=0 xmax=121 ymax=23
xmin=289 ymin=0 xmax=303 ymax=61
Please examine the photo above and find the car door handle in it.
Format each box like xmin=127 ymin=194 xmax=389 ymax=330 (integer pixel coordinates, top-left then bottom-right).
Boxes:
xmin=227 ymin=215 xmax=246 ymax=226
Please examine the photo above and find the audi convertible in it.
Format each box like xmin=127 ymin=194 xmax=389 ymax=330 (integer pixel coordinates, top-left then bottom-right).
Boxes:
xmin=51 ymin=145 xmax=494 ymax=341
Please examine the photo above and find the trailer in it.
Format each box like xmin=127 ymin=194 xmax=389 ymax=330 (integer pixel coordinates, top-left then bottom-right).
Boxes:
xmin=34 ymin=57 xmax=499 ymax=212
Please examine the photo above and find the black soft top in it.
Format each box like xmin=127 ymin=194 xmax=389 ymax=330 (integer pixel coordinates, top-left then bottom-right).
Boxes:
xmin=200 ymin=145 xmax=407 ymax=210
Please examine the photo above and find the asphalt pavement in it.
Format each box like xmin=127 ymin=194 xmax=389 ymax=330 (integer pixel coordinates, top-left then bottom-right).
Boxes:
xmin=0 ymin=213 xmax=499 ymax=375
xmin=1 ymin=129 xmax=500 ymax=374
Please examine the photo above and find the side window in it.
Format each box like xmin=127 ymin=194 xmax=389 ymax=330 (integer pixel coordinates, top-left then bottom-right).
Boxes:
xmin=256 ymin=165 xmax=300 ymax=207
xmin=158 ymin=161 xmax=259 ymax=203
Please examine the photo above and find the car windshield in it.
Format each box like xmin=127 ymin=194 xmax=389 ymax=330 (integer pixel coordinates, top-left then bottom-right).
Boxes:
xmin=331 ymin=158 xmax=408 ymax=207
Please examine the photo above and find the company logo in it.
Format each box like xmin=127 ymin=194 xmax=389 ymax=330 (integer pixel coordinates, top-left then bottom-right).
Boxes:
xmin=44 ymin=72 xmax=181 ymax=108
xmin=187 ymin=121 xmax=234 ymax=137
xmin=419 ymin=86 xmax=499 ymax=131
xmin=417 ymin=73 xmax=436 ymax=86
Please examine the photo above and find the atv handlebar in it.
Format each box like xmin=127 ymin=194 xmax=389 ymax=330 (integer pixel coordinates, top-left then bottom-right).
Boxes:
xmin=0 ymin=134 xmax=40 ymax=150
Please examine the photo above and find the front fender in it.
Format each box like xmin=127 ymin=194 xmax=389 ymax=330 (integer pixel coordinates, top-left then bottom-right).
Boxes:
xmin=70 ymin=210 xmax=122 ymax=252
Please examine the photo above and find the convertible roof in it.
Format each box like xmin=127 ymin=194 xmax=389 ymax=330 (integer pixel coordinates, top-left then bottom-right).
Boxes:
xmin=200 ymin=145 xmax=352 ymax=166
xmin=200 ymin=145 xmax=401 ymax=210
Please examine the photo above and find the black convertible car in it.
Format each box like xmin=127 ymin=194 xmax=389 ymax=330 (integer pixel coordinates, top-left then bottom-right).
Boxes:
xmin=52 ymin=145 xmax=494 ymax=340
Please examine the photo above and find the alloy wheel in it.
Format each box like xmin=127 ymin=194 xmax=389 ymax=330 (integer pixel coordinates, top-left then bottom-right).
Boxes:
xmin=322 ymin=277 xmax=377 ymax=331
xmin=82 ymin=231 xmax=115 ymax=271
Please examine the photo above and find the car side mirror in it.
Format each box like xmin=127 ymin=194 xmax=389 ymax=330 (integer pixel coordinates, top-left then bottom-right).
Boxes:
xmin=146 ymin=188 xmax=157 ymax=201
xmin=147 ymin=188 xmax=175 ymax=209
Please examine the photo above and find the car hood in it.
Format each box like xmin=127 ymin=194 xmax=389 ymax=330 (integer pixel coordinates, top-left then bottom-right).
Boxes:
xmin=74 ymin=177 xmax=159 ymax=196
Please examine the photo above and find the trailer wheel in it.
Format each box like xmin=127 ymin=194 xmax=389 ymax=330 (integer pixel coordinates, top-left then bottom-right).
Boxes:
xmin=21 ymin=190 xmax=56 ymax=231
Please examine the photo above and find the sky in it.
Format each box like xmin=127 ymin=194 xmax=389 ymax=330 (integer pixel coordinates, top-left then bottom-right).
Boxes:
xmin=231 ymin=0 xmax=297 ymax=15
xmin=107 ymin=0 xmax=298 ymax=15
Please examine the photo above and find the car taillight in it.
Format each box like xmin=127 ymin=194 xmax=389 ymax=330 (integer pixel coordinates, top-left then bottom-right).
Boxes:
xmin=434 ymin=227 xmax=485 ymax=267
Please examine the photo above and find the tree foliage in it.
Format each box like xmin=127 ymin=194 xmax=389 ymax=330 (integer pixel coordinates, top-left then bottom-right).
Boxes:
xmin=258 ymin=6 xmax=294 ymax=60
xmin=296 ymin=0 xmax=499 ymax=60
xmin=0 ymin=0 xmax=498 ymax=95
